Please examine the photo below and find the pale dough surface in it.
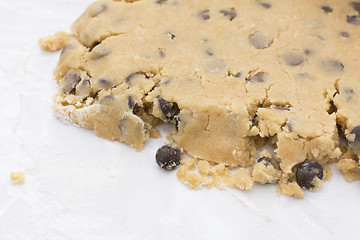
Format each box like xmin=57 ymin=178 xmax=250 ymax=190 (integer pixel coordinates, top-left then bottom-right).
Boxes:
xmin=46 ymin=0 xmax=360 ymax=196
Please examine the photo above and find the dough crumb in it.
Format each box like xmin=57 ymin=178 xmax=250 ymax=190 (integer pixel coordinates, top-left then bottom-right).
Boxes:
xmin=277 ymin=182 xmax=304 ymax=199
xmin=337 ymin=158 xmax=360 ymax=182
xmin=10 ymin=172 xmax=25 ymax=184
xmin=177 ymin=158 xmax=253 ymax=191
xmin=39 ymin=31 xmax=74 ymax=51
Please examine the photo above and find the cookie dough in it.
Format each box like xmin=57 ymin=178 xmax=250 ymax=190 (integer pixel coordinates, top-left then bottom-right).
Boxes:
xmin=47 ymin=0 xmax=360 ymax=197
xmin=10 ymin=172 xmax=25 ymax=184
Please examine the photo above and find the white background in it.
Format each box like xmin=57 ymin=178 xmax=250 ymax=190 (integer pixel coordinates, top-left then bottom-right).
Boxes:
xmin=0 ymin=0 xmax=359 ymax=239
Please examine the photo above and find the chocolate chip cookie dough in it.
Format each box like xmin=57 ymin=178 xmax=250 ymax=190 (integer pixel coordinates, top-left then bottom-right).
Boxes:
xmin=46 ymin=0 xmax=360 ymax=197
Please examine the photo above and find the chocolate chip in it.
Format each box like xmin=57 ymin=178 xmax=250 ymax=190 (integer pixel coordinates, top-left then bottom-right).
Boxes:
xmin=219 ymin=9 xmax=237 ymax=21
xmin=159 ymin=49 xmax=166 ymax=58
xmin=321 ymin=6 xmax=333 ymax=13
xmin=62 ymin=71 xmax=81 ymax=94
xmin=156 ymin=145 xmax=181 ymax=170
xmin=296 ymin=160 xmax=324 ymax=190
xmin=206 ymin=49 xmax=214 ymax=56
xmin=273 ymin=106 xmax=290 ymax=111
xmin=350 ymin=2 xmax=360 ymax=13
xmin=343 ymin=88 xmax=355 ymax=101
xmin=199 ymin=10 xmax=210 ymax=20
xmin=260 ymin=2 xmax=271 ymax=9
xmin=347 ymin=15 xmax=360 ymax=25
xmin=157 ymin=96 xmax=180 ymax=120
xmin=90 ymin=4 xmax=107 ymax=17
xmin=246 ymin=72 xmax=270 ymax=83
xmin=304 ymin=49 xmax=312 ymax=55
xmin=256 ymin=157 xmax=272 ymax=166
xmin=60 ymin=44 xmax=72 ymax=56
xmin=282 ymin=51 xmax=305 ymax=66
xmin=128 ymin=96 xmax=139 ymax=114
xmin=349 ymin=126 xmax=360 ymax=153
xmin=285 ymin=121 xmax=293 ymax=132
xmin=125 ymin=72 xmax=146 ymax=83
xmin=321 ymin=59 xmax=344 ymax=73
xmin=97 ymin=78 xmax=112 ymax=90
xmin=249 ymin=32 xmax=273 ymax=49
xmin=234 ymin=72 xmax=242 ymax=78
xmin=156 ymin=0 xmax=167 ymax=4
xmin=340 ymin=32 xmax=350 ymax=38
xmin=167 ymin=32 xmax=176 ymax=40
xmin=90 ymin=47 xmax=111 ymax=60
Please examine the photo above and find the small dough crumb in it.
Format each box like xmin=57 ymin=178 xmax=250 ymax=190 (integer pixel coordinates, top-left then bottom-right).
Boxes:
xmin=10 ymin=172 xmax=25 ymax=184
xmin=39 ymin=31 xmax=73 ymax=51
xmin=277 ymin=182 xmax=304 ymax=199
xmin=337 ymin=158 xmax=360 ymax=182
xmin=177 ymin=158 xmax=253 ymax=191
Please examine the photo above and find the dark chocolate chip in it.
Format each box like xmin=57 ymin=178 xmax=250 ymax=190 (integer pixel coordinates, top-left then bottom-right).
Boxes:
xmin=90 ymin=47 xmax=110 ymax=60
xmin=60 ymin=44 xmax=72 ymax=56
xmin=97 ymin=78 xmax=112 ymax=89
xmin=260 ymin=2 xmax=271 ymax=9
xmin=155 ymin=145 xmax=181 ymax=170
xmin=156 ymin=0 xmax=167 ymax=4
xmin=304 ymin=49 xmax=312 ymax=55
xmin=168 ymin=32 xmax=176 ymax=40
xmin=234 ymin=72 xmax=242 ymax=78
xmin=340 ymin=32 xmax=350 ymax=38
xmin=347 ymin=15 xmax=360 ymax=25
xmin=199 ymin=10 xmax=210 ymax=20
xmin=327 ymin=100 xmax=337 ymax=114
xmin=285 ymin=121 xmax=293 ymax=132
xmin=206 ymin=49 xmax=214 ymax=56
xmin=90 ymin=4 xmax=107 ymax=17
xmin=350 ymin=2 xmax=360 ymax=13
xmin=349 ymin=126 xmax=360 ymax=153
xmin=219 ymin=9 xmax=237 ymax=21
xmin=343 ymin=88 xmax=355 ymax=101
xmin=125 ymin=72 xmax=146 ymax=83
xmin=321 ymin=6 xmax=333 ymax=13
xmin=296 ymin=160 xmax=324 ymax=190
xmin=273 ymin=106 xmax=290 ymax=111
xmin=256 ymin=157 xmax=273 ymax=166
xmin=99 ymin=95 xmax=115 ymax=104
xmin=159 ymin=49 xmax=166 ymax=58
xmin=128 ymin=96 xmax=139 ymax=114
xmin=247 ymin=72 xmax=270 ymax=83
xmin=321 ymin=59 xmax=344 ymax=73
xmin=62 ymin=72 xmax=81 ymax=94
xmin=157 ymin=96 xmax=180 ymax=120
xmin=174 ymin=115 xmax=180 ymax=130
xmin=249 ymin=32 xmax=273 ymax=49
xmin=282 ymin=52 xmax=305 ymax=66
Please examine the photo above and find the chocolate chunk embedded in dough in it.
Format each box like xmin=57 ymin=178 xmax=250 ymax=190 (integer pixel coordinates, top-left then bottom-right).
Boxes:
xmin=340 ymin=32 xmax=350 ymax=38
xmin=296 ymin=160 xmax=324 ymax=190
xmin=350 ymin=2 xmax=360 ymax=13
xmin=349 ymin=126 xmax=360 ymax=153
xmin=282 ymin=51 xmax=305 ymax=66
xmin=199 ymin=10 xmax=210 ymax=20
xmin=256 ymin=157 xmax=273 ymax=166
xmin=321 ymin=6 xmax=333 ymax=13
xmin=321 ymin=59 xmax=344 ymax=73
xmin=219 ymin=9 xmax=237 ymax=21
xmin=247 ymin=72 xmax=270 ymax=83
xmin=156 ymin=145 xmax=181 ymax=170
xmin=157 ymin=96 xmax=180 ymax=120
xmin=260 ymin=2 xmax=271 ymax=9
xmin=249 ymin=32 xmax=273 ymax=49
xmin=61 ymin=71 xmax=81 ymax=93
xmin=347 ymin=15 xmax=360 ymax=25
xmin=128 ymin=96 xmax=139 ymax=114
